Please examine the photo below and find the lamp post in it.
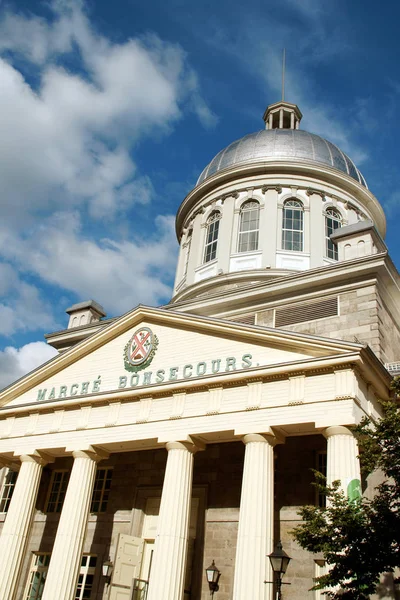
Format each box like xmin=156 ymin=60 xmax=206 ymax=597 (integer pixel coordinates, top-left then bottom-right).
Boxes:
xmin=268 ymin=541 xmax=291 ymax=600
xmin=102 ymin=558 xmax=113 ymax=585
xmin=205 ymin=560 xmax=221 ymax=596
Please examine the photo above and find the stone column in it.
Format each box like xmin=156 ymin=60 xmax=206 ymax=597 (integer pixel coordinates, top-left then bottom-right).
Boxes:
xmin=147 ymin=440 xmax=200 ymax=600
xmin=324 ymin=426 xmax=361 ymax=500
xmin=42 ymin=449 xmax=106 ymax=600
xmin=232 ymin=433 xmax=276 ymax=600
xmin=0 ymin=453 xmax=48 ymax=600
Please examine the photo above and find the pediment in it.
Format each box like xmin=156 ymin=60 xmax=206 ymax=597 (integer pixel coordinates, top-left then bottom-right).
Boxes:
xmin=0 ymin=306 xmax=362 ymax=409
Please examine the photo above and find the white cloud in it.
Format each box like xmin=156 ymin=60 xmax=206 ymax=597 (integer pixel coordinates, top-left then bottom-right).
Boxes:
xmin=0 ymin=0 xmax=215 ymax=338
xmin=0 ymin=342 xmax=58 ymax=391
xmin=0 ymin=0 xmax=215 ymax=222
xmin=0 ymin=211 xmax=178 ymax=315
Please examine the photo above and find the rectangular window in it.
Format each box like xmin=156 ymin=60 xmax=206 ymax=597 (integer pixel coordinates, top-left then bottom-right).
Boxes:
xmin=204 ymin=217 xmax=220 ymax=263
xmin=75 ymin=555 xmax=97 ymax=600
xmin=24 ymin=554 xmax=96 ymax=600
xmin=46 ymin=470 xmax=70 ymax=513
xmin=238 ymin=205 xmax=260 ymax=253
xmin=325 ymin=215 xmax=340 ymax=260
xmin=24 ymin=554 xmax=50 ymax=600
xmin=0 ymin=469 xmax=18 ymax=512
xmin=282 ymin=204 xmax=304 ymax=251
xmin=90 ymin=468 xmax=113 ymax=513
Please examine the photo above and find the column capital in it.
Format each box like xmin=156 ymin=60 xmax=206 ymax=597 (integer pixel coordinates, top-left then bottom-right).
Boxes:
xmin=19 ymin=451 xmax=54 ymax=467
xmin=165 ymin=439 xmax=205 ymax=454
xmin=242 ymin=433 xmax=278 ymax=447
xmin=323 ymin=425 xmax=354 ymax=439
xmin=71 ymin=446 xmax=109 ymax=462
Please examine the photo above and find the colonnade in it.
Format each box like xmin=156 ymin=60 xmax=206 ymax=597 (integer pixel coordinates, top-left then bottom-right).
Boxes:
xmin=0 ymin=426 xmax=361 ymax=600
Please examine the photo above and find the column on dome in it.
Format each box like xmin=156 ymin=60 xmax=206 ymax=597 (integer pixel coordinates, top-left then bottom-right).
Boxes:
xmin=42 ymin=448 xmax=107 ymax=600
xmin=232 ymin=433 xmax=277 ymax=600
xmin=0 ymin=453 xmax=49 ymax=600
xmin=184 ymin=212 xmax=203 ymax=287
xmin=174 ymin=229 xmax=190 ymax=290
xmin=217 ymin=194 xmax=236 ymax=274
xmin=308 ymin=190 xmax=324 ymax=268
xmin=147 ymin=440 xmax=201 ymax=600
xmin=279 ymin=109 xmax=284 ymax=128
xmin=324 ymin=426 xmax=361 ymax=500
xmin=262 ymin=187 xmax=280 ymax=268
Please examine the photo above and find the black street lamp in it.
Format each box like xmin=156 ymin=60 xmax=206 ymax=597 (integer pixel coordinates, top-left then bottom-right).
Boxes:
xmin=205 ymin=560 xmax=221 ymax=596
xmin=267 ymin=541 xmax=291 ymax=600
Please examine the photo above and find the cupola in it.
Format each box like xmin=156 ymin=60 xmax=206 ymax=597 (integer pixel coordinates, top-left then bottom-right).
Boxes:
xmin=262 ymin=100 xmax=302 ymax=130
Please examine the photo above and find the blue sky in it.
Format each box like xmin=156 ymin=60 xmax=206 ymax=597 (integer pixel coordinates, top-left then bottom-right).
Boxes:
xmin=0 ymin=0 xmax=399 ymax=387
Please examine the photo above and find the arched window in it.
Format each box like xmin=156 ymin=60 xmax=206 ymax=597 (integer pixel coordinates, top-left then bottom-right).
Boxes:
xmin=204 ymin=211 xmax=221 ymax=263
xmin=325 ymin=207 xmax=342 ymax=260
xmin=238 ymin=201 xmax=260 ymax=253
xmin=282 ymin=199 xmax=304 ymax=251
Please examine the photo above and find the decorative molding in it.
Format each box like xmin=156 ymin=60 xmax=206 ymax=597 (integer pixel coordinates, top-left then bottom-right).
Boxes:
xmin=170 ymin=392 xmax=186 ymax=419
xmin=136 ymin=397 xmax=152 ymax=423
xmin=289 ymin=375 xmax=305 ymax=403
xmin=76 ymin=406 xmax=91 ymax=430
xmin=207 ymin=386 xmax=223 ymax=415
xmin=105 ymin=402 xmax=121 ymax=427
xmin=49 ymin=410 xmax=64 ymax=434
xmin=261 ymin=185 xmax=282 ymax=194
xmin=246 ymin=380 xmax=262 ymax=410
xmin=24 ymin=413 xmax=39 ymax=436
xmin=306 ymin=187 xmax=325 ymax=199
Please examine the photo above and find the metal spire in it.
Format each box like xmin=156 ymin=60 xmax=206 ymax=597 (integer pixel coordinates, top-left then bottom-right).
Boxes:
xmin=281 ymin=48 xmax=286 ymax=101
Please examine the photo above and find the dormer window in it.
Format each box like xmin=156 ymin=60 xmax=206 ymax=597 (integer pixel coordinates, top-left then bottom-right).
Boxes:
xmin=204 ymin=211 xmax=221 ymax=263
xmin=238 ymin=201 xmax=260 ymax=253
xmin=282 ymin=199 xmax=304 ymax=251
xmin=325 ymin=208 xmax=342 ymax=260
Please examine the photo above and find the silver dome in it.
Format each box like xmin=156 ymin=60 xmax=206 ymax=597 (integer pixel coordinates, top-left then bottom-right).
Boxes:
xmin=197 ymin=129 xmax=367 ymax=188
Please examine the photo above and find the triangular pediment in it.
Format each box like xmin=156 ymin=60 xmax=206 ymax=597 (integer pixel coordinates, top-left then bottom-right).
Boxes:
xmin=0 ymin=306 xmax=364 ymax=409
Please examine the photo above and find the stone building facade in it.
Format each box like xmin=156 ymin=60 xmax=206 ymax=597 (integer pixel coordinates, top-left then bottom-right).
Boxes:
xmin=0 ymin=100 xmax=398 ymax=600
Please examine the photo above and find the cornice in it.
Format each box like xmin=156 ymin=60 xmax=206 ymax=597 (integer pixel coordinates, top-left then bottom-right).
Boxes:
xmin=0 ymin=352 xmax=365 ymax=419
xmin=176 ymin=159 xmax=386 ymax=239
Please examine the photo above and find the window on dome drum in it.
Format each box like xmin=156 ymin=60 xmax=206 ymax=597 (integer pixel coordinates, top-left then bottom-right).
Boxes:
xmin=0 ymin=469 xmax=17 ymax=512
xmin=325 ymin=208 xmax=342 ymax=260
xmin=204 ymin=211 xmax=221 ymax=263
xmin=238 ymin=201 xmax=260 ymax=253
xmin=90 ymin=467 xmax=113 ymax=513
xmin=45 ymin=470 xmax=70 ymax=513
xmin=282 ymin=199 xmax=304 ymax=251
xmin=24 ymin=553 xmax=97 ymax=600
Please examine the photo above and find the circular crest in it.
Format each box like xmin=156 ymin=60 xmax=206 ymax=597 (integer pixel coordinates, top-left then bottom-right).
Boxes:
xmin=123 ymin=327 xmax=159 ymax=373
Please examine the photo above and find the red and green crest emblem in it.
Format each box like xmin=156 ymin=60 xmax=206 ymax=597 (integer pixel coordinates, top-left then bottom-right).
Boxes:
xmin=124 ymin=327 xmax=159 ymax=373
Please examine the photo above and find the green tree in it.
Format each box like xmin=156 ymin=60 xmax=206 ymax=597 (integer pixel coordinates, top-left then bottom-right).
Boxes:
xmin=292 ymin=378 xmax=400 ymax=599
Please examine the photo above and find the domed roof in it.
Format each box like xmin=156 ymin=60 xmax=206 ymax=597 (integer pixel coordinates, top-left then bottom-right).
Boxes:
xmin=197 ymin=128 xmax=367 ymax=188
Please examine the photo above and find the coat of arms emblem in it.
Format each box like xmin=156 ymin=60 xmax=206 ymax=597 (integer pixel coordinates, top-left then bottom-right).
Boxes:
xmin=123 ymin=327 xmax=159 ymax=373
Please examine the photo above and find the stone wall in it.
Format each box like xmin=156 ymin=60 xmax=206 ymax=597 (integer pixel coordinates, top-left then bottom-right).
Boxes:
xmin=256 ymin=283 xmax=400 ymax=362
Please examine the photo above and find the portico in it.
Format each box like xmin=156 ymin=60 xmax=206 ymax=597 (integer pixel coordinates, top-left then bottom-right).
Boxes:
xmin=0 ymin=306 xmax=390 ymax=600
